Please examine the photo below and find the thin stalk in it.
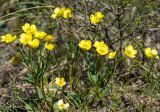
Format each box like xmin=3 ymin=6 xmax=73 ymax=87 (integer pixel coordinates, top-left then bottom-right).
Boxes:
xmin=18 ymin=2 xmax=50 ymax=6
xmin=34 ymin=85 xmax=45 ymax=111
xmin=41 ymin=76 xmax=51 ymax=111
xmin=0 ymin=6 xmax=54 ymax=19
xmin=29 ymin=48 xmax=33 ymax=73
xmin=40 ymin=47 xmax=51 ymax=111
xmin=148 ymin=60 xmax=155 ymax=84
xmin=51 ymin=87 xmax=60 ymax=112
xmin=69 ymin=64 xmax=73 ymax=91
xmin=0 ymin=15 xmax=23 ymax=24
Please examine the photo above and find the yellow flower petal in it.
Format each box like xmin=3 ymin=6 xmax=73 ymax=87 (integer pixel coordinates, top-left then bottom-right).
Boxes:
xmin=35 ymin=31 xmax=47 ymax=40
xmin=45 ymin=43 xmax=55 ymax=50
xmin=108 ymin=51 xmax=117 ymax=59
xmin=45 ymin=35 xmax=54 ymax=42
xmin=1 ymin=34 xmax=17 ymax=44
xmin=93 ymin=41 xmax=105 ymax=48
xmin=79 ymin=40 xmax=92 ymax=50
xmin=124 ymin=45 xmax=137 ymax=58
xmin=22 ymin=23 xmax=37 ymax=34
xmin=55 ymin=77 xmax=66 ymax=87
xmin=63 ymin=8 xmax=73 ymax=19
xmin=96 ymin=45 xmax=109 ymax=55
xmin=19 ymin=33 xmax=32 ymax=45
xmin=28 ymin=39 xmax=40 ymax=48
xmin=90 ymin=11 xmax=105 ymax=24
xmin=145 ymin=47 xmax=159 ymax=59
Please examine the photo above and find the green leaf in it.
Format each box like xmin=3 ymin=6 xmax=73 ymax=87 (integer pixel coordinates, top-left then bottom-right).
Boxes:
xmin=101 ymin=87 xmax=110 ymax=96
xmin=67 ymin=91 xmax=81 ymax=108
xmin=134 ymin=17 xmax=141 ymax=26
xmin=25 ymin=74 xmax=35 ymax=85
xmin=46 ymin=96 xmax=52 ymax=102
xmin=87 ymin=72 xmax=98 ymax=86
xmin=25 ymin=103 xmax=33 ymax=112
xmin=89 ymin=87 xmax=97 ymax=95
xmin=37 ymin=87 xmax=43 ymax=99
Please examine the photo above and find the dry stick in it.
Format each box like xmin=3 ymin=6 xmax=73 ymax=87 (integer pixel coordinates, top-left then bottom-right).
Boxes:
xmin=114 ymin=7 xmax=125 ymax=76
xmin=141 ymin=31 xmax=148 ymax=64
xmin=103 ymin=6 xmax=124 ymax=50
xmin=117 ymin=14 xmax=124 ymax=55
xmin=84 ymin=0 xmax=89 ymax=39
xmin=112 ymin=18 xmax=149 ymax=44
xmin=104 ymin=28 xmax=114 ymax=50
xmin=103 ymin=17 xmax=118 ymax=50
xmin=99 ymin=0 xmax=116 ymax=15
xmin=0 ymin=6 xmax=54 ymax=19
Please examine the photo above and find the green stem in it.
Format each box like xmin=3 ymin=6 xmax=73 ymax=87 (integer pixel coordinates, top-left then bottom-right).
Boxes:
xmin=34 ymin=85 xmax=45 ymax=110
xmin=69 ymin=64 xmax=73 ymax=91
xmin=41 ymin=76 xmax=52 ymax=111
xmin=29 ymin=47 xmax=34 ymax=74
xmin=148 ymin=60 xmax=155 ymax=84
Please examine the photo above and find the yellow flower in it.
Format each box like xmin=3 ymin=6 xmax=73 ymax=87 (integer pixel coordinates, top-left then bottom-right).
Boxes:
xmin=108 ymin=51 xmax=117 ymax=59
xmin=124 ymin=45 xmax=137 ymax=58
xmin=35 ymin=31 xmax=47 ymax=40
xmin=29 ymin=24 xmax=37 ymax=34
xmin=22 ymin=23 xmax=37 ymax=34
xmin=63 ymin=8 xmax=73 ymax=18
xmin=22 ymin=23 xmax=30 ymax=33
xmin=90 ymin=15 xmax=99 ymax=24
xmin=96 ymin=45 xmax=109 ymax=55
xmin=90 ymin=11 xmax=105 ymax=24
xmin=1 ymin=34 xmax=16 ymax=43
xmin=55 ymin=77 xmax=66 ymax=87
xmin=51 ymin=7 xmax=64 ymax=19
xmin=45 ymin=35 xmax=54 ymax=42
xmin=45 ymin=43 xmax=55 ymax=50
xmin=93 ymin=41 xmax=105 ymax=48
xmin=57 ymin=99 xmax=69 ymax=110
xmin=78 ymin=40 xmax=92 ymax=50
xmin=28 ymin=39 xmax=40 ymax=48
xmin=95 ymin=12 xmax=105 ymax=19
xmin=145 ymin=47 xmax=159 ymax=59
xmin=51 ymin=7 xmax=73 ymax=19
xmin=19 ymin=33 xmax=32 ymax=45
xmin=94 ymin=41 xmax=109 ymax=55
